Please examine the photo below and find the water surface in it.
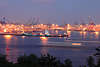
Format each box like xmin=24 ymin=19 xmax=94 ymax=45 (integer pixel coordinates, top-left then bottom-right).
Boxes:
xmin=0 ymin=31 xmax=100 ymax=67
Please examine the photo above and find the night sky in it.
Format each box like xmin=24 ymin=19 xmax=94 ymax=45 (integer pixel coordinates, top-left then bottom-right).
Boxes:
xmin=0 ymin=0 xmax=100 ymax=24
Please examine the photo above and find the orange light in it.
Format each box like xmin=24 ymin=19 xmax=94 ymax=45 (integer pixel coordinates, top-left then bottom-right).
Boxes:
xmin=4 ymin=29 xmax=7 ymax=32
xmin=67 ymin=30 xmax=71 ymax=37
xmin=83 ymin=28 xmax=86 ymax=31
xmin=83 ymin=31 xmax=86 ymax=34
xmin=52 ymin=24 xmax=55 ymax=26
xmin=40 ymin=37 xmax=48 ymax=40
xmin=72 ymin=43 xmax=81 ymax=46
xmin=95 ymin=31 xmax=99 ymax=39
xmin=95 ymin=31 xmax=99 ymax=35
xmin=58 ymin=35 xmax=62 ymax=37
xmin=22 ymin=36 xmax=25 ymax=38
xmin=41 ymin=24 xmax=43 ymax=26
xmin=40 ymin=33 xmax=44 ymax=35
xmin=4 ymin=35 xmax=12 ymax=39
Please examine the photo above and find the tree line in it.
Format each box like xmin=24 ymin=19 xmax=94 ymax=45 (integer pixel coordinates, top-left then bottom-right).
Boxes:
xmin=0 ymin=53 xmax=100 ymax=67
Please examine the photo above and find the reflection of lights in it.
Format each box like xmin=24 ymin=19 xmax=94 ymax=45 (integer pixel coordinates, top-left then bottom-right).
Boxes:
xmin=67 ymin=31 xmax=71 ymax=37
xmin=95 ymin=32 xmax=99 ymax=39
xmin=83 ymin=32 xmax=86 ymax=35
xmin=40 ymin=37 xmax=48 ymax=40
xmin=95 ymin=32 xmax=99 ymax=35
xmin=22 ymin=36 xmax=25 ymax=39
xmin=6 ymin=48 xmax=10 ymax=51
xmin=40 ymin=37 xmax=48 ymax=45
xmin=58 ymin=34 xmax=62 ymax=37
xmin=4 ymin=35 xmax=11 ymax=62
xmin=67 ymin=31 xmax=71 ymax=34
xmin=83 ymin=32 xmax=87 ymax=38
xmin=4 ymin=35 xmax=12 ymax=39
xmin=55 ymin=30 xmax=58 ymax=34
xmin=80 ymin=31 xmax=82 ymax=36
xmin=72 ymin=43 xmax=81 ymax=46
xmin=41 ymin=47 xmax=48 ymax=55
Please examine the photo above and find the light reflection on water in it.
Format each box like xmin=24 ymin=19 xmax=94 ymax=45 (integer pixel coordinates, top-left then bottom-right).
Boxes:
xmin=79 ymin=31 xmax=87 ymax=39
xmin=95 ymin=32 xmax=99 ymax=39
xmin=4 ymin=35 xmax=12 ymax=62
xmin=40 ymin=37 xmax=48 ymax=55
xmin=4 ymin=35 xmax=19 ymax=63
xmin=4 ymin=35 xmax=12 ymax=39
xmin=67 ymin=31 xmax=71 ymax=38
xmin=1 ymin=31 xmax=100 ymax=67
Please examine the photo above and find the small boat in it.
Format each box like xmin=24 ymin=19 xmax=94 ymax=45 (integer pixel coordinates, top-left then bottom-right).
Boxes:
xmin=22 ymin=33 xmax=43 ymax=36
xmin=66 ymin=37 xmax=71 ymax=40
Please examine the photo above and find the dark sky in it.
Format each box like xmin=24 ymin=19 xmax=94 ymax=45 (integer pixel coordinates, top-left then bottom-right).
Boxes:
xmin=0 ymin=0 xmax=100 ymax=24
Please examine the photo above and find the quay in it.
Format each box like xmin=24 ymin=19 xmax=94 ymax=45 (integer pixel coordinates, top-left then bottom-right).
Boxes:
xmin=0 ymin=33 xmax=68 ymax=37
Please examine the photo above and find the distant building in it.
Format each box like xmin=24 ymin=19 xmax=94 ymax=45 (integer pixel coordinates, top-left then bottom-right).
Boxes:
xmin=0 ymin=17 xmax=6 ymax=24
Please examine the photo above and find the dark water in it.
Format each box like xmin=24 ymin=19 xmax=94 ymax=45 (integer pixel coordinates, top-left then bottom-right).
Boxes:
xmin=0 ymin=31 xmax=100 ymax=67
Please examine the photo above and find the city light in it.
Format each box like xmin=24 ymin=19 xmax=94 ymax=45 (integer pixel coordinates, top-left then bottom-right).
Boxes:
xmin=4 ymin=35 xmax=12 ymax=39
xmin=22 ymin=36 xmax=26 ymax=39
xmin=40 ymin=37 xmax=48 ymax=40
xmin=72 ymin=43 xmax=82 ymax=46
xmin=0 ymin=21 xmax=99 ymax=37
xmin=4 ymin=29 xmax=7 ymax=32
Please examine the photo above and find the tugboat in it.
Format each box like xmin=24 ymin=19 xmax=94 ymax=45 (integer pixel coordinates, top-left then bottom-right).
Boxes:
xmin=44 ymin=30 xmax=69 ymax=37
